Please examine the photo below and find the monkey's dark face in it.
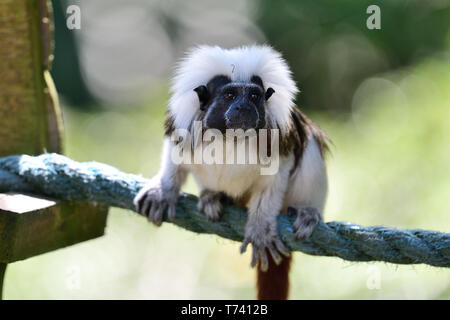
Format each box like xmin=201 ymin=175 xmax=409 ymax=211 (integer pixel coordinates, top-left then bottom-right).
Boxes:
xmin=194 ymin=75 xmax=275 ymax=132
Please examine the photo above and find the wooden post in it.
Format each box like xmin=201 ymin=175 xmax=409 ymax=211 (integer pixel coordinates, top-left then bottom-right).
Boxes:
xmin=0 ymin=0 xmax=62 ymax=155
xmin=0 ymin=0 xmax=108 ymax=298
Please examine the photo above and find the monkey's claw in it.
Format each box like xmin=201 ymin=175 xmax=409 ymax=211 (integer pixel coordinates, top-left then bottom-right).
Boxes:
xmin=240 ymin=221 xmax=290 ymax=272
xmin=289 ymin=206 xmax=322 ymax=240
xmin=133 ymin=184 xmax=177 ymax=226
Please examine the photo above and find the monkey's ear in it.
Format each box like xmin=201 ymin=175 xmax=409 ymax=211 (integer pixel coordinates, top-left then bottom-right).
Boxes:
xmin=265 ymin=87 xmax=275 ymax=101
xmin=194 ymin=85 xmax=210 ymax=111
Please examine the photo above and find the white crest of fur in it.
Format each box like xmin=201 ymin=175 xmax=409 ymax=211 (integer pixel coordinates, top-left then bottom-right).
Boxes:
xmin=168 ymin=45 xmax=298 ymax=134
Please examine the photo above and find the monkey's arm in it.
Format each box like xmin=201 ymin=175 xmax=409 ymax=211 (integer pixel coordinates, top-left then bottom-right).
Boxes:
xmin=285 ymin=137 xmax=327 ymax=240
xmin=134 ymin=139 xmax=187 ymax=225
xmin=240 ymin=156 xmax=294 ymax=271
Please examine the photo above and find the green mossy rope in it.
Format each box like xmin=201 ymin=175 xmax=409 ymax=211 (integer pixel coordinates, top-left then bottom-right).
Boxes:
xmin=0 ymin=153 xmax=449 ymax=267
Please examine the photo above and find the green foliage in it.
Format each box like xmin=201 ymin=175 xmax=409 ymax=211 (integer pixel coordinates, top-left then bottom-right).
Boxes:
xmin=256 ymin=0 xmax=450 ymax=111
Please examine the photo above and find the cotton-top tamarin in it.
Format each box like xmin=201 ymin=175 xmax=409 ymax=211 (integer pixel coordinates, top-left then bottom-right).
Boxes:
xmin=134 ymin=45 xmax=329 ymax=300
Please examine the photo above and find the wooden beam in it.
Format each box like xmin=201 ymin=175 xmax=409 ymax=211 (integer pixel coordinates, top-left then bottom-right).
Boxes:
xmin=0 ymin=193 xmax=108 ymax=263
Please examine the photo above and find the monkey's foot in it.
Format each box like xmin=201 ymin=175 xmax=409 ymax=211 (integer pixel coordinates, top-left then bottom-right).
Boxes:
xmin=288 ymin=206 xmax=322 ymax=240
xmin=240 ymin=220 xmax=290 ymax=272
xmin=197 ymin=190 xmax=230 ymax=221
xmin=133 ymin=183 xmax=178 ymax=226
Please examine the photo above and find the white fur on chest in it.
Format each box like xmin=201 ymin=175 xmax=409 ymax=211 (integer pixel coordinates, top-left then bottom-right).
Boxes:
xmin=181 ymin=139 xmax=266 ymax=197
xmin=184 ymin=162 xmax=261 ymax=197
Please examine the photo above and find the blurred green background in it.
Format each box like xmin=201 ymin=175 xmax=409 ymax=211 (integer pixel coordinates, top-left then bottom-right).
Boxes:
xmin=4 ymin=0 xmax=450 ymax=299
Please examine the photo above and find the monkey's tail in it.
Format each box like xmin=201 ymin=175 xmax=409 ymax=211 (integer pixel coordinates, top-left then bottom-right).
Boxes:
xmin=257 ymin=255 xmax=292 ymax=300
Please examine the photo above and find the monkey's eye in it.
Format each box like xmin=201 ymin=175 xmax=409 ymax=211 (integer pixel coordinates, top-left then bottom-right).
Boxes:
xmin=224 ymin=92 xmax=235 ymax=100
xmin=250 ymin=93 xmax=260 ymax=102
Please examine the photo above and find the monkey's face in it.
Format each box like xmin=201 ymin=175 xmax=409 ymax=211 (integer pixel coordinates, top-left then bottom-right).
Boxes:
xmin=194 ymin=75 xmax=275 ymax=132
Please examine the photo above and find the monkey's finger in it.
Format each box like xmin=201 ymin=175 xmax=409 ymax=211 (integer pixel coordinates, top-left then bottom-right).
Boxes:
xmin=154 ymin=202 xmax=167 ymax=226
xmin=259 ymin=249 xmax=269 ymax=272
xmin=148 ymin=202 xmax=161 ymax=226
xmin=293 ymin=216 xmax=301 ymax=230
xmin=240 ymin=239 xmax=250 ymax=254
xmin=135 ymin=192 xmax=145 ymax=211
xmin=250 ymin=246 xmax=258 ymax=268
xmin=137 ymin=195 xmax=150 ymax=215
xmin=196 ymin=200 xmax=204 ymax=212
xmin=140 ymin=197 xmax=153 ymax=217
xmin=268 ymin=243 xmax=282 ymax=265
xmin=147 ymin=201 xmax=156 ymax=221
xmin=274 ymin=237 xmax=290 ymax=258
xmin=167 ymin=203 xmax=177 ymax=221
xmin=135 ymin=196 xmax=142 ymax=212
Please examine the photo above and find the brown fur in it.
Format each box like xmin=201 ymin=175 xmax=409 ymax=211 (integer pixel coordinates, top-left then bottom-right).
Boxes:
xmin=290 ymin=107 xmax=331 ymax=158
xmin=279 ymin=107 xmax=330 ymax=171
xmin=257 ymin=255 xmax=292 ymax=300
xmin=164 ymin=112 xmax=175 ymax=137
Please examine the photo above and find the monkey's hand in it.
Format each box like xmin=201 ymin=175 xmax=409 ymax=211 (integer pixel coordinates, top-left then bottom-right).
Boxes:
xmin=133 ymin=180 xmax=179 ymax=226
xmin=288 ymin=206 xmax=322 ymax=240
xmin=197 ymin=190 xmax=233 ymax=221
xmin=240 ymin=217 xmax=290 ymax=272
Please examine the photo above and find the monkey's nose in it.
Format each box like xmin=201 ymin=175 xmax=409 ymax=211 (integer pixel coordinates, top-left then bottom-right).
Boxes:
xmin=227 ymin=104 xmax=252 ymax=116
xmin=225 ymin=105 xmax=258 ymax=130
xmin=234 ymin=104 xmax=251 ymax=112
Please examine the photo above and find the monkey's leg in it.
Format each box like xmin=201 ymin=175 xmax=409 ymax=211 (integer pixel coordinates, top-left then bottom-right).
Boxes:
xmin=197 ymin=190 xmax=232 ymax=221
xmin=240 ymin=159 xmax=293 ymax=271
xmin=240 ymin=213 xmax=291 ymax=272
xmin=288 ymin=206 xmax=322 ymax=240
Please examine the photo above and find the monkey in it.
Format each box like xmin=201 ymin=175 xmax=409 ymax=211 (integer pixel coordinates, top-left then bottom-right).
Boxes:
xmin=134 ymin=45 xmax=329 ymax=300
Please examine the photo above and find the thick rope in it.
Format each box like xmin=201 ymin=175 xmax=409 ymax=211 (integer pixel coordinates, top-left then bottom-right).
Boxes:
xmin=0 ymin=153 xmax=449 ymax=267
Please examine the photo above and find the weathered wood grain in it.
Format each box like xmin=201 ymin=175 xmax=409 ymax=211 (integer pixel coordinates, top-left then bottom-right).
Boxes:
xmin=0 ymin=193 xmax=108 ymax=263
xmin=0 ymin=0 xmax=61 ymax=156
